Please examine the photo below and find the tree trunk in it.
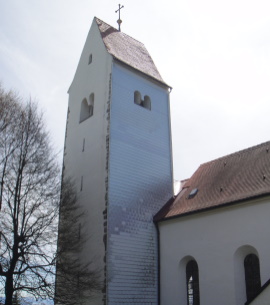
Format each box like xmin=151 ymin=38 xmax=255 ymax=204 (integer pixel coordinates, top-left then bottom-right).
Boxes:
xmin=5 ymin=274 xmax=14 ymax=305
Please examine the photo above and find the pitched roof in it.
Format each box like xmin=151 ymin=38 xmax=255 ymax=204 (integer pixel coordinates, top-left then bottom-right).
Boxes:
xmin=155 ymin=141 xmax=270 ymax=221
xmin=95 ymin=18 xmax=169 ymax=87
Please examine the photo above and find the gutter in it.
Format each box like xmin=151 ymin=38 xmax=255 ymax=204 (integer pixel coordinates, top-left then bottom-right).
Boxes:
xmin=156 ymin=192 xmax=270 ymax=223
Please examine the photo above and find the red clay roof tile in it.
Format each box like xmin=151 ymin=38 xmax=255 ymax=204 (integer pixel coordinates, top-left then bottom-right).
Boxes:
xmin=155 ymin=141 xmax=270 ymax=221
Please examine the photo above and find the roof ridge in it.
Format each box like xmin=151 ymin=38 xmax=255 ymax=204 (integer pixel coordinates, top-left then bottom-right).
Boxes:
xmin=95 ymin=16 xmax=117 ymax=30
xmin=95 ymin=17 xmax=145 ymax=46
xmin=201 ymin=140 xmax=270 ymax=167
xmin=94 ymin=16 xmax=169 ymax=87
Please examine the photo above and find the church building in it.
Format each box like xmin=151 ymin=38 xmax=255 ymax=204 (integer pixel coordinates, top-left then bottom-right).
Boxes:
xmin=57 ymin=17 xmax=270 ymax=305
xmin=155 ymin=141 xmax=270 ymax=305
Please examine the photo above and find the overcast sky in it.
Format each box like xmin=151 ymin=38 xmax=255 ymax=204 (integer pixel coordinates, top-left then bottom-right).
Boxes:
xmin=0 ymin=0 xmax=270 ymax=181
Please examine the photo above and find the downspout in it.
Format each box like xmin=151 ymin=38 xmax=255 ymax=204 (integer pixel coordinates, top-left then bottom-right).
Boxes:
xmin=154 ymin=221 xmax=161 ymax=305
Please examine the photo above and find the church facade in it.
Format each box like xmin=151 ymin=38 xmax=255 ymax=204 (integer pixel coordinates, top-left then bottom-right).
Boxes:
xmin=57 ymin=17 xmax=270 ymax=305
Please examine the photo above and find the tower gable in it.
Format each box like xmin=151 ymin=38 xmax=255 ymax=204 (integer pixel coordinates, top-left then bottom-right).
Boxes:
xmin=69 ymin=18 xmax=112 ymax=94
xmin=95 ymin=18 xmax=169 ymax=87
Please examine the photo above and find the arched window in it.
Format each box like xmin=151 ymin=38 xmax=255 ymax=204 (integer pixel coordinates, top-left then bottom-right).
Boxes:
xmin=186 ymin=260 xmax=200 ymax=305
xmin=244 ymin=254 xmax=261 ymax=301
xmin=134 ymin=91 xmax=142 ymax=106
xmin=143 ymin=95 xmax=151 ymax=110
xmin=79 ymin=94 xmax=94 ymax=123
xmin=134 ymin=91 xmax=151 ymax=110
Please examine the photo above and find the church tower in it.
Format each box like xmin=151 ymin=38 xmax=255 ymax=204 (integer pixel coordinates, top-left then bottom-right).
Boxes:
xmin=60 ymin=17 xmax=173 ymax=305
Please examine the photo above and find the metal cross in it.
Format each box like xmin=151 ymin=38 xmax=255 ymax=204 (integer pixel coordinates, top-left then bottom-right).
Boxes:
xmin=115 ymin=4 xmax=124 ymax=31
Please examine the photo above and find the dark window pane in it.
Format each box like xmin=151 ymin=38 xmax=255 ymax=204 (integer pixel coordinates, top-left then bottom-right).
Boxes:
xmin=244 ymin=254 xmax=261 ymax=301
xmin=186 ymin=260 xmax=200 ymax=305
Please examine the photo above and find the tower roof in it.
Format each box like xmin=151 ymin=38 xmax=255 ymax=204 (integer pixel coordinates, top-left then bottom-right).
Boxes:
xmin=95 ymin=17 xmax=169 ymax=87
xmin=155 ymin=140 xmax=270 ymax=221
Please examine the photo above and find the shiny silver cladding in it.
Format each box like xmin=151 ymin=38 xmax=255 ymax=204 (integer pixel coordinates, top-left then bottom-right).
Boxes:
xmin=107 ymin=63 xmax=173 ymax=304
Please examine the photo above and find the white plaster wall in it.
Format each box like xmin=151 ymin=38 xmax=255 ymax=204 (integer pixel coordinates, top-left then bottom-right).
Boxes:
xmin=159 ymin=197 xmax=270 ymax=305
xmin=63 ymin=19 xmax=112 ymax=304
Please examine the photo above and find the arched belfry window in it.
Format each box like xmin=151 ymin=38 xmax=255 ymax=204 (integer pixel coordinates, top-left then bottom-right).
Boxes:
xmin=79 ymin=93 xmax=94 ymax=123
xmin=134 ymin=91 xmax=151 ymax=110
xmin=186 ymin=260 xmax=200 ymax=305
xmin=134 ymin=91 xmax=142 ymax=106
xmin=143 ymin=95 xmax=151 ymax=110
xmin=244 ymin=254 xmax=261 ymax=301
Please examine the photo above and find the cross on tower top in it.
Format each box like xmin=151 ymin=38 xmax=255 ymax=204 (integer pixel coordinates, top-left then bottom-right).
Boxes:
xmin=115 ymin=4 xmax=124 ymax=31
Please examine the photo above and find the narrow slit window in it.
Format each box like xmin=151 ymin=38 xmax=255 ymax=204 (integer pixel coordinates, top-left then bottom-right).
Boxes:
xmin=80 ymin=176 xmax=83 ymax=191
xmin=88 ymin=54 xmax=92 ymax=65
xmin=82 ymin=138 xmax=85 ymax=152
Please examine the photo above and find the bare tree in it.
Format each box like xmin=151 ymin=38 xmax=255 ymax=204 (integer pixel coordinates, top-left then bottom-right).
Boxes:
xmin=54 ymin=177 xmax=102 ymax=305
xmin=0 ymin=85 xmax=101 ymax=305
xmin=0 ymin=85 xmax=60 ymax=305
xmin=0 ymin=86 xmax=20 ymax=135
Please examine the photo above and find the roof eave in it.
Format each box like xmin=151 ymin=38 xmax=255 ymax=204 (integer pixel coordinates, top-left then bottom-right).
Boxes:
xmin=156 ymin=192 xmax=270 ymax=223
xmin=113 ymin=57 xmax=172 ymax=90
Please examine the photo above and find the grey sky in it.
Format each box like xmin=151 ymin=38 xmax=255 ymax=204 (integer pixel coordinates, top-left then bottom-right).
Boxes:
xmin=0 ymin=0 xmax=270 ymax=180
